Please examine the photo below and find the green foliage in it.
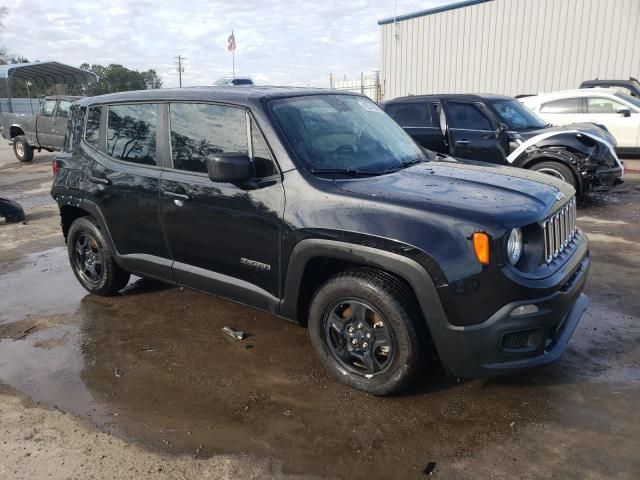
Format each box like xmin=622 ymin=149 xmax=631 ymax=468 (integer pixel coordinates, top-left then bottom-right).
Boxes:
xmin=80 ymin=63 xmax=163 ymax=94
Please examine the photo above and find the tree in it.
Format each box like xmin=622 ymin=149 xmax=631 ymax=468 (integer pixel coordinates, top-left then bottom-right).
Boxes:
xmin=80 ymin=63 xmax=163 ymax=94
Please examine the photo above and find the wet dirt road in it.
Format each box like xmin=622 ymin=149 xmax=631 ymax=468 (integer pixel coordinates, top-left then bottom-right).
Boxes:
xmin=1 ymin=146 xmax=639 ymax=479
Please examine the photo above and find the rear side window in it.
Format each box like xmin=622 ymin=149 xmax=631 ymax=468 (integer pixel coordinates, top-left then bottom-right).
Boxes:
xmin=107 ymin=104 xmax=157 ymax=166
xmin=540 ymin=98 xmax=582 ymax=114
xmin=386 ymin=103 xmax=433 ymax=127
xmin=169 ymin=103 xmax=248 ymax=173
xmin=446 ymin=103 xmax=493 ymax=130
xmin=84 ymin=106 xmax=101 ymax=148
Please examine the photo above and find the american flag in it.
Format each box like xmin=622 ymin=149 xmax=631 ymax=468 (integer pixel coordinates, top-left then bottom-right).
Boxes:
xmin=227 ymin=32 xmax=236 ymax=52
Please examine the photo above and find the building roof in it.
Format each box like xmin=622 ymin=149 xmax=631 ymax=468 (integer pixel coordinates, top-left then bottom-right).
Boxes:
xmin=0 ymin=61 xmax=98 ymax=87
xmin=378 ymin=0 xmax=493 ymax=25
xmin=77 ymin=85 xmax=362 ymax=107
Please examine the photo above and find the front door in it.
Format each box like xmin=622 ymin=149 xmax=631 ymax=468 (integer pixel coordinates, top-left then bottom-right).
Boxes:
xmin=159 ymin=102 xmax=285 ymax=303
xmin=36 ymin=99 xmax=58 ymax=147
xmin=443 ymin=101 xmax=506 ymax=163
xmin=585 ymin=96 xmax=640 ymax=149
xmin=50 ymin=99 xmax=72 ymax=149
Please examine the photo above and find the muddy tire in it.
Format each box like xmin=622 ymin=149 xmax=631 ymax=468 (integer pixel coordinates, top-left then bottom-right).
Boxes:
xmin=530 ymin=161 xmax=577 ymax=191
xmin=308 ymin=269 xmax=424 ymax=395
xmin=67 ymin=216 xmax=130 ymax=296
xmin=13 ymin=136 xmax=34 ymax=162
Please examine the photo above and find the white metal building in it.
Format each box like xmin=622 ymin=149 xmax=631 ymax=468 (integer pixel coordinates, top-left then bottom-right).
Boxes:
xmin=379 ymin=0 xmax=640 ymax=100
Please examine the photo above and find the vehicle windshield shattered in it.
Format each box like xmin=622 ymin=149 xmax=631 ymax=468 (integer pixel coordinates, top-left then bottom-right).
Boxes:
xmin=270 ymin=94 xmax=427 ymax=175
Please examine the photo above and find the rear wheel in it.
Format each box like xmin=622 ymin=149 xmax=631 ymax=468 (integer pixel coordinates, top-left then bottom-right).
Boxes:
xmin=308 ymin=269 xmax=424 ymax=395
xmin=13 ymin=136 xmax=34 ymax=162
xmin=67 ymin=216 xmax=130 ymax=295
xmin=530 ymin=161 xmax=577 ymax=191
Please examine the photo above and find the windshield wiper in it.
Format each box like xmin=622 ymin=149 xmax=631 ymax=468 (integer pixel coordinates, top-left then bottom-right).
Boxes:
xmin=310 ymin=168 xmax=384 ymax=176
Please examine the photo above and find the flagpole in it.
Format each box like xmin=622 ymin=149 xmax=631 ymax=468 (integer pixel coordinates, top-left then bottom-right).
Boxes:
xmin=232 ymin=30 xmax=235 ymax=79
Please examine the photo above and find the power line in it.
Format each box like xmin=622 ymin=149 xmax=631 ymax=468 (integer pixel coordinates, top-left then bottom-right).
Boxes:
xmin=174 ymin=55 xmax=186 ymax=87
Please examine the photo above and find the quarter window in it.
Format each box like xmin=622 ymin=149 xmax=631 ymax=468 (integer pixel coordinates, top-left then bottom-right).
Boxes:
xmin=446 ymin=103 xmax=493 ymax=130
xmin=587 ymin=97 xmax=626 ymax=114
xmin=385 ymin=103 xmax=433 ymax=128
xmin=84 ymin=106 xmax=101 ymax=148
xmin=41 ymin=100 xmax=56 ymax=116
xmin=107 ymin=104 xmax=157 ymax=166
xmin=250 ymin=119 xmax=276 ymax=177
xmin=169 ymin=103 xmax=248 ymax=174
xmin=540 ymin=98 xmax=582 ymax=114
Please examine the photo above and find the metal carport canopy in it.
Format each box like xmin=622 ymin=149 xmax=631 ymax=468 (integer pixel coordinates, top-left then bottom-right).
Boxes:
xmin=0 ymin=61 xmax=98 ymax=89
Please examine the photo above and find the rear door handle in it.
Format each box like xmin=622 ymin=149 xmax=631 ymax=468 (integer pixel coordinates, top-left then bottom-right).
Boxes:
xmin=89 ymin=176 xmax=110 ymax=185
xmin=455 ymin=139 xmax=470 ymax=146
xmin=162 ymin=190 xmax=191 ymax=202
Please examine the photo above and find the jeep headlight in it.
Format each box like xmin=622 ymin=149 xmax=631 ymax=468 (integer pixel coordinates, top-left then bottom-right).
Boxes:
xmin=507 ymin=228 xmax=523 ymax=265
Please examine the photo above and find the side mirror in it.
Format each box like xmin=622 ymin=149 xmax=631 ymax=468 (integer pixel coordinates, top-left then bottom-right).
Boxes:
xmin=498 ymin=123 xmax=509 ymax=133
xmin=206 ymin=154 xmax=253 ymax=183
xmin=617 ymin=108 xmax=631 ymax=117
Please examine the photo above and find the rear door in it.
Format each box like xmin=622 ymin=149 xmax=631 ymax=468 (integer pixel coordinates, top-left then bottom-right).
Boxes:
xmin=585 ymin=96 xmax=640 ymax=149
xmin=35 ymin=99 xmax=58 ymax=147
xmin=442 ymin=101 xmax=505 ymax=163
xmin=538 ymin=97 xmax=584 ymax=126
xmin=159 ymin=102 xmax=284 ymax=302
xmin=86 ymin=102 xmax=172 ymax=278
xmin=384 ymin=102 xmax=446 ymax=153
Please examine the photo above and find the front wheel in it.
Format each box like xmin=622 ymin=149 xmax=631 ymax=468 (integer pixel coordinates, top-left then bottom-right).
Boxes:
xmin=308 ymin=269 xmax=425 ymax=395
xmin=530 ymin=161 xmax=578 ymax=191
xmin=13 ymin=136 xmax=34 ymax=162
xmin=67 ymin=216 xmax=130 ymax=295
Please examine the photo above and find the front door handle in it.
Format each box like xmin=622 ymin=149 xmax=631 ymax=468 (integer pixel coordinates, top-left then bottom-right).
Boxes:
xmin=89 ymin=176 xmax=110 ymax=185
xmin=455 ymin=139 xmax=470 ymax=146
xmin=162 ymin=190 xmax=191 ymax=202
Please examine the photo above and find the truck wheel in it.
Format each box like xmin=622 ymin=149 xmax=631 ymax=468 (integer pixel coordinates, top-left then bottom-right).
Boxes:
xmin=67 ymin=216 xmax=130 ymax=296
xmin=530 ymin=161 xmax=577 ymax=191
xmin=308 ymin=269 xmax=423 ymax=395
xmin=13 ymin=136 xmax=34 ymax=162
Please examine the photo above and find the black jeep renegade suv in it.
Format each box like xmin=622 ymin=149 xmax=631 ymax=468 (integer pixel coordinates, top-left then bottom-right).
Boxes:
xmin=52 ymin=87 xmax=590 ymax=395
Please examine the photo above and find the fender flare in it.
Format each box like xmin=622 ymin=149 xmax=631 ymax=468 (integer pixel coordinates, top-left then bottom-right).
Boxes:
xmin=518 ymin=149 xmax=584 ymax=192
xmin=9 ymin=124 xmax=26 ymax=139
xmin=279 ymin=239 xmax=449 ymax=339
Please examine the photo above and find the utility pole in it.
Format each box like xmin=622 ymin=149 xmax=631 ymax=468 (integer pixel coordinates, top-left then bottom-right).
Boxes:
xmin=174 ymin=55 xmax=185 ymax=87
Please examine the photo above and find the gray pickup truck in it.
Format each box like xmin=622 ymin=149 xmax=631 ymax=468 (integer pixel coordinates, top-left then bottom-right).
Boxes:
xmin=1 ymin=95 xmax=81 ymax=162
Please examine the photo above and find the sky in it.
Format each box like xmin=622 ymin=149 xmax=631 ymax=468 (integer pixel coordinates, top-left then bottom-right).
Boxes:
xmin=0 ymin=0 xmax=453 ymax=88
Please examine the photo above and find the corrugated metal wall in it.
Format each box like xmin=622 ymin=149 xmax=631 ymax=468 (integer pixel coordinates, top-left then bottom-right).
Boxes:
xmin=380 ymin=0 xmax=640 ymax=99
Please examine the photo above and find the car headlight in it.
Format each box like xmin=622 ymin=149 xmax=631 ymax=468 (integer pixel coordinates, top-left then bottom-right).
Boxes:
xmin=507 ymin=228 xmax=523 ymax=265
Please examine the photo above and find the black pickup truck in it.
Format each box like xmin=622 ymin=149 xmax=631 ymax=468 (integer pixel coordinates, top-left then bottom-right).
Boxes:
xmin=384 ymin=94 xmax=624 ymax=196
xmin=52 ymin=87 xmax=590 ymax=395
xmin=1 ymin=95 xmax=81 ymax=162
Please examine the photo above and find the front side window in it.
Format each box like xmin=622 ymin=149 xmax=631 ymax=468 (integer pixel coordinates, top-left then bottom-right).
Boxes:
xmin=446 ymin=103 xmax=493 ymax=130
xmin=269 ymin=94 xmax=425 ymax=174
xmin=587 ymin=97 xmax=626 ymax=114
xmin=540 ymin=98 xmax=582 ymax=114
xmin=84 ymin=106 xmax=101 ymax=148
xmin=170 ymin=103 xmax=248 ymax=173
xmin=490 ymin=99 xmax=547 ymax=129
xmin=41 ymin=100 xmax=56 ymax=116
xmin=250 ymin=119 xmax=276 ymax=177
xmin=385 ymin=103 xmax=433 ymax=128
xmin=56 ymin=100 xmax=72 ymax=118
xmin=107 ymin=104 xmax=157 ymax=166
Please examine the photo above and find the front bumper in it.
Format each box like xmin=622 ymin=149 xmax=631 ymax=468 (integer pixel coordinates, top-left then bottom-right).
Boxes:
xmin=432 ymin=245 xmax=590 ymax=378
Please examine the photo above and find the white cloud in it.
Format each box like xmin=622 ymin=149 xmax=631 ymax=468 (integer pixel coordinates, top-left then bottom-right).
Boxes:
xmin=1 ymin=0 xmax=452 ymax=87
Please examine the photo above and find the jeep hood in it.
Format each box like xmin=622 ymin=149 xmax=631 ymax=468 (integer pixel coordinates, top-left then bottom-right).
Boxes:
xmin=518 ymin=122 xmax=616 ymax=147
xmin=334 ymin=159 xmax=573 ymax=228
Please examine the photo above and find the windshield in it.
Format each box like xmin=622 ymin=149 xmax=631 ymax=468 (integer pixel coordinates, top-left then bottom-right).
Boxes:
xmin=615 ymin=92 xmax=640 ymax=109
xmin=269 ymin=95 xmax=426 ymax=174
xmin=490 ymin=99 xmax=548 ymax=130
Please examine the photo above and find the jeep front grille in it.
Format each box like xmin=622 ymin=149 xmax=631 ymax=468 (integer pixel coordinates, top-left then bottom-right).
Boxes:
xmin=542 ymin=198 xmax=577 ymax=264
